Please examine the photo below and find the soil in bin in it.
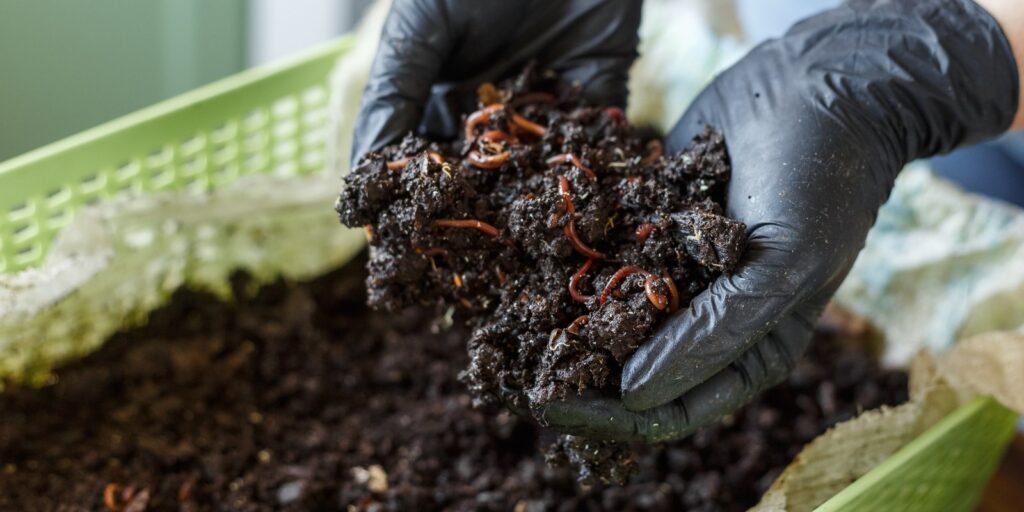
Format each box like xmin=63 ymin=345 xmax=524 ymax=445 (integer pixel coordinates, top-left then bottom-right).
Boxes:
xmin=0 ymin=258 xmax=908 ymax=512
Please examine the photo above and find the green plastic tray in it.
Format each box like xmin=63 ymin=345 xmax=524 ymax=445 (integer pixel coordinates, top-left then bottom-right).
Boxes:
xmin=0 ymin=35 xmax=1016 ymax=511
xmin=0 ymin=37 xmax=352 ymax=273
xmin=817 ymin=397 xmax=1017 ymax=512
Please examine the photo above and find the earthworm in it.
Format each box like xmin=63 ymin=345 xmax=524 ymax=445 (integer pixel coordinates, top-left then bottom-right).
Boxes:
xmin=644 ymin=275 xmax=669 ymax=310
xmin=431 ymin=219 xmax=501 ymax=237
xmin=466 ymin=103 xmax=545 ymax=139
xmin=548 ymin=176 xmax=573 ymax=226
xmin=605 ymin=106 xmax=626 ymax=125
xmin=558 ymin=176 xmax=606 ymax=259
xmin=104 ymin=484 xmax=146 ymax=512
xmin=599 ymin=266 xmax=645 ymax=305
xmin=599 ymin=265 xmax=669 ymax=310
xmin=510 ymin=112 xmax=547 ymax=136
xmin=386 ymin=150 xmax=444 ymax=170
xmin=103 ymin=484 xmax=120 ymax=512
xmin=547 ymin=153 xmax=596 ymax=180
xmin=479 ymin=129 xmax=512 ymax=142
xmin=639 ymin=140 xmax=663 ymax=166
xmin=564 ymin=220 xmax=606 ymax=260
xmin=635 ymin=223 xmax=656 ymax=242
xmin=566 ymin=314 xmax=589 ymax=335
xmin=467 ymin=150 xmax=510 ymax=169
xmin=559 ymin=176 xmax=576 ymax=214
xmin=568 ymin=258 xmax=594 ymax=303
xmin=663 ymin=274 xmax=680 ymax=313
xmin=467 ymin=128 xmax=515 ymax=168
xmin=465 ymin=104 xmax=506 ymax=140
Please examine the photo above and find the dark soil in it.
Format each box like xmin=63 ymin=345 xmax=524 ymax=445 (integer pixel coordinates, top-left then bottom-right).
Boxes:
xmin=0 ymin=260 xmax=908 ymax=511
xmin=335 ymin=68 xmax=746 ymax=480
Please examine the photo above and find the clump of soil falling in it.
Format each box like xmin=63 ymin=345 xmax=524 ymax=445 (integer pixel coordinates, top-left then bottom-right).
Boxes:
xmin=336 ymin=67 xmax=745 ymax=482
xmin=0 ymin=261 xmax=908 ymax=511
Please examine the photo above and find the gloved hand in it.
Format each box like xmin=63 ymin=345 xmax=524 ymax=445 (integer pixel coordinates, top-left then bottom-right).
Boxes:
xmin=536 ymin=0 xmax=1019 ymax=442
xmin=351 ymin=0 xmax=642 ymax=164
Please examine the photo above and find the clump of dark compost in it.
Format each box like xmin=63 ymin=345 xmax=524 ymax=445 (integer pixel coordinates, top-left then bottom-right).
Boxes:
xmin=0 ymin=262 xmax=909 ymax=511
xmin=336 ymin=67 xmax=745 ymax=483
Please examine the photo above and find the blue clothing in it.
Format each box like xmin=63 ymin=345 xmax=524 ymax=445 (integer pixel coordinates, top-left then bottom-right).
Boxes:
xmin=931 ymin=137 xmax=1024 ymax=206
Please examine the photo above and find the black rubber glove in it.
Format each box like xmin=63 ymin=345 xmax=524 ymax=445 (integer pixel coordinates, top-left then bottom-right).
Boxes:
xmin=536 ymin=0 xmax=1019 ymax=442
xmin=351 ymin=0 xmax=642 ymax=165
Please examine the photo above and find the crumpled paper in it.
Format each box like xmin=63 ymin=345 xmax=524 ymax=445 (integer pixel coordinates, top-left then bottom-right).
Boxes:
xmin=0 ymin=175 xmax=364 ymax=386
xmin=834 ymin=164 xmax=1024 ymax=366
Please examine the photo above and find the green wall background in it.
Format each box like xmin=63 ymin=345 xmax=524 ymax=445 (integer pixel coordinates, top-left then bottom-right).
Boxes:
xmin=0 ymin=0 xmax=247 ymax=161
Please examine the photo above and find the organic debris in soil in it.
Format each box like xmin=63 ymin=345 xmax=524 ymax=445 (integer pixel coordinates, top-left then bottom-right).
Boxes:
xmin=0 ymin=262 xmax=908 ymax=511
xmin=336 ymin=67 xmax=745 ymax=481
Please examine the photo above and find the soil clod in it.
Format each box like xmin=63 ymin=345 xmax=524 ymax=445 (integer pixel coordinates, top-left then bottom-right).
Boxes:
xmin=336 ymin=67 xmax=750 ymax=480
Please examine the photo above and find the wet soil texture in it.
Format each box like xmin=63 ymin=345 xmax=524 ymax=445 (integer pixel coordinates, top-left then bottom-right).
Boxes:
xmin=0 ymin=263 xmax=907 ymax=511
xmin=336 ymin=70 xmax=747 ymax=478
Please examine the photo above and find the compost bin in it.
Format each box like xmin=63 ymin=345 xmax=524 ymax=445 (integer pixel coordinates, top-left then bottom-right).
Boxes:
xmin=2 ymin=2 xmax=1023 ymax=509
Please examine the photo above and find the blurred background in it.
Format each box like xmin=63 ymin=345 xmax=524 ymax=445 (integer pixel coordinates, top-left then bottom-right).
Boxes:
xmin=0 ymin=0 xmax=371 ymax=161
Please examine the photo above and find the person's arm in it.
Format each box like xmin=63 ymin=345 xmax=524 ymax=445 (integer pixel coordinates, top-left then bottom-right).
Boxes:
xmin=977 ymin=0 xmax=1024 ymax=129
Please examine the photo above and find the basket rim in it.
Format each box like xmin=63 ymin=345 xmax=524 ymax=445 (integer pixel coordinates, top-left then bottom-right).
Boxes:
xmin=0 ymin=36 xmax=353 ymax=174
xmin=815 ymin=395 xmax=1017 ymax=511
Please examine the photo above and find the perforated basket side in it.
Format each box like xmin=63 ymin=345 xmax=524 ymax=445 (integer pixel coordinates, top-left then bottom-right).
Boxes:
xmin=816 ymin=397 xmax=1018 ymax=512
xmin=0 ymin=37 xmax=353 ymax=274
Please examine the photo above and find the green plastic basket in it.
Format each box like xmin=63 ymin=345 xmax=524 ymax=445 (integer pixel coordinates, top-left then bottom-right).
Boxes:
xmin=0 ymin=37 xmax=352 ymax=274
xmin=0 ymin=36 xmax=1016 ymax=511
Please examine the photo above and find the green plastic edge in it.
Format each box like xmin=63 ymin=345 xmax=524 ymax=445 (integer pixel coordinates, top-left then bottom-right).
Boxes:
xmin=0 ymin=35 xmax=352 ymax=176
xmin=815 ymin=396 xmax=1018 ymax=512
xmin=0 ymin=35 xmax=354 ymax=273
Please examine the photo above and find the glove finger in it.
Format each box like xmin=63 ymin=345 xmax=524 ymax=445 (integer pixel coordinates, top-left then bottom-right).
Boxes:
xmin=661 ymin=306 xmax=818 ymax=436
xmin=621 ymin=237 xmax=827 ymax=412
xmin=350 ymin=0 xmax=455 ymax=163
xmin=540 ymin=308 xmax=816 ymax=443
xmin=536 ymin=389 xmax=689 ymax=443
